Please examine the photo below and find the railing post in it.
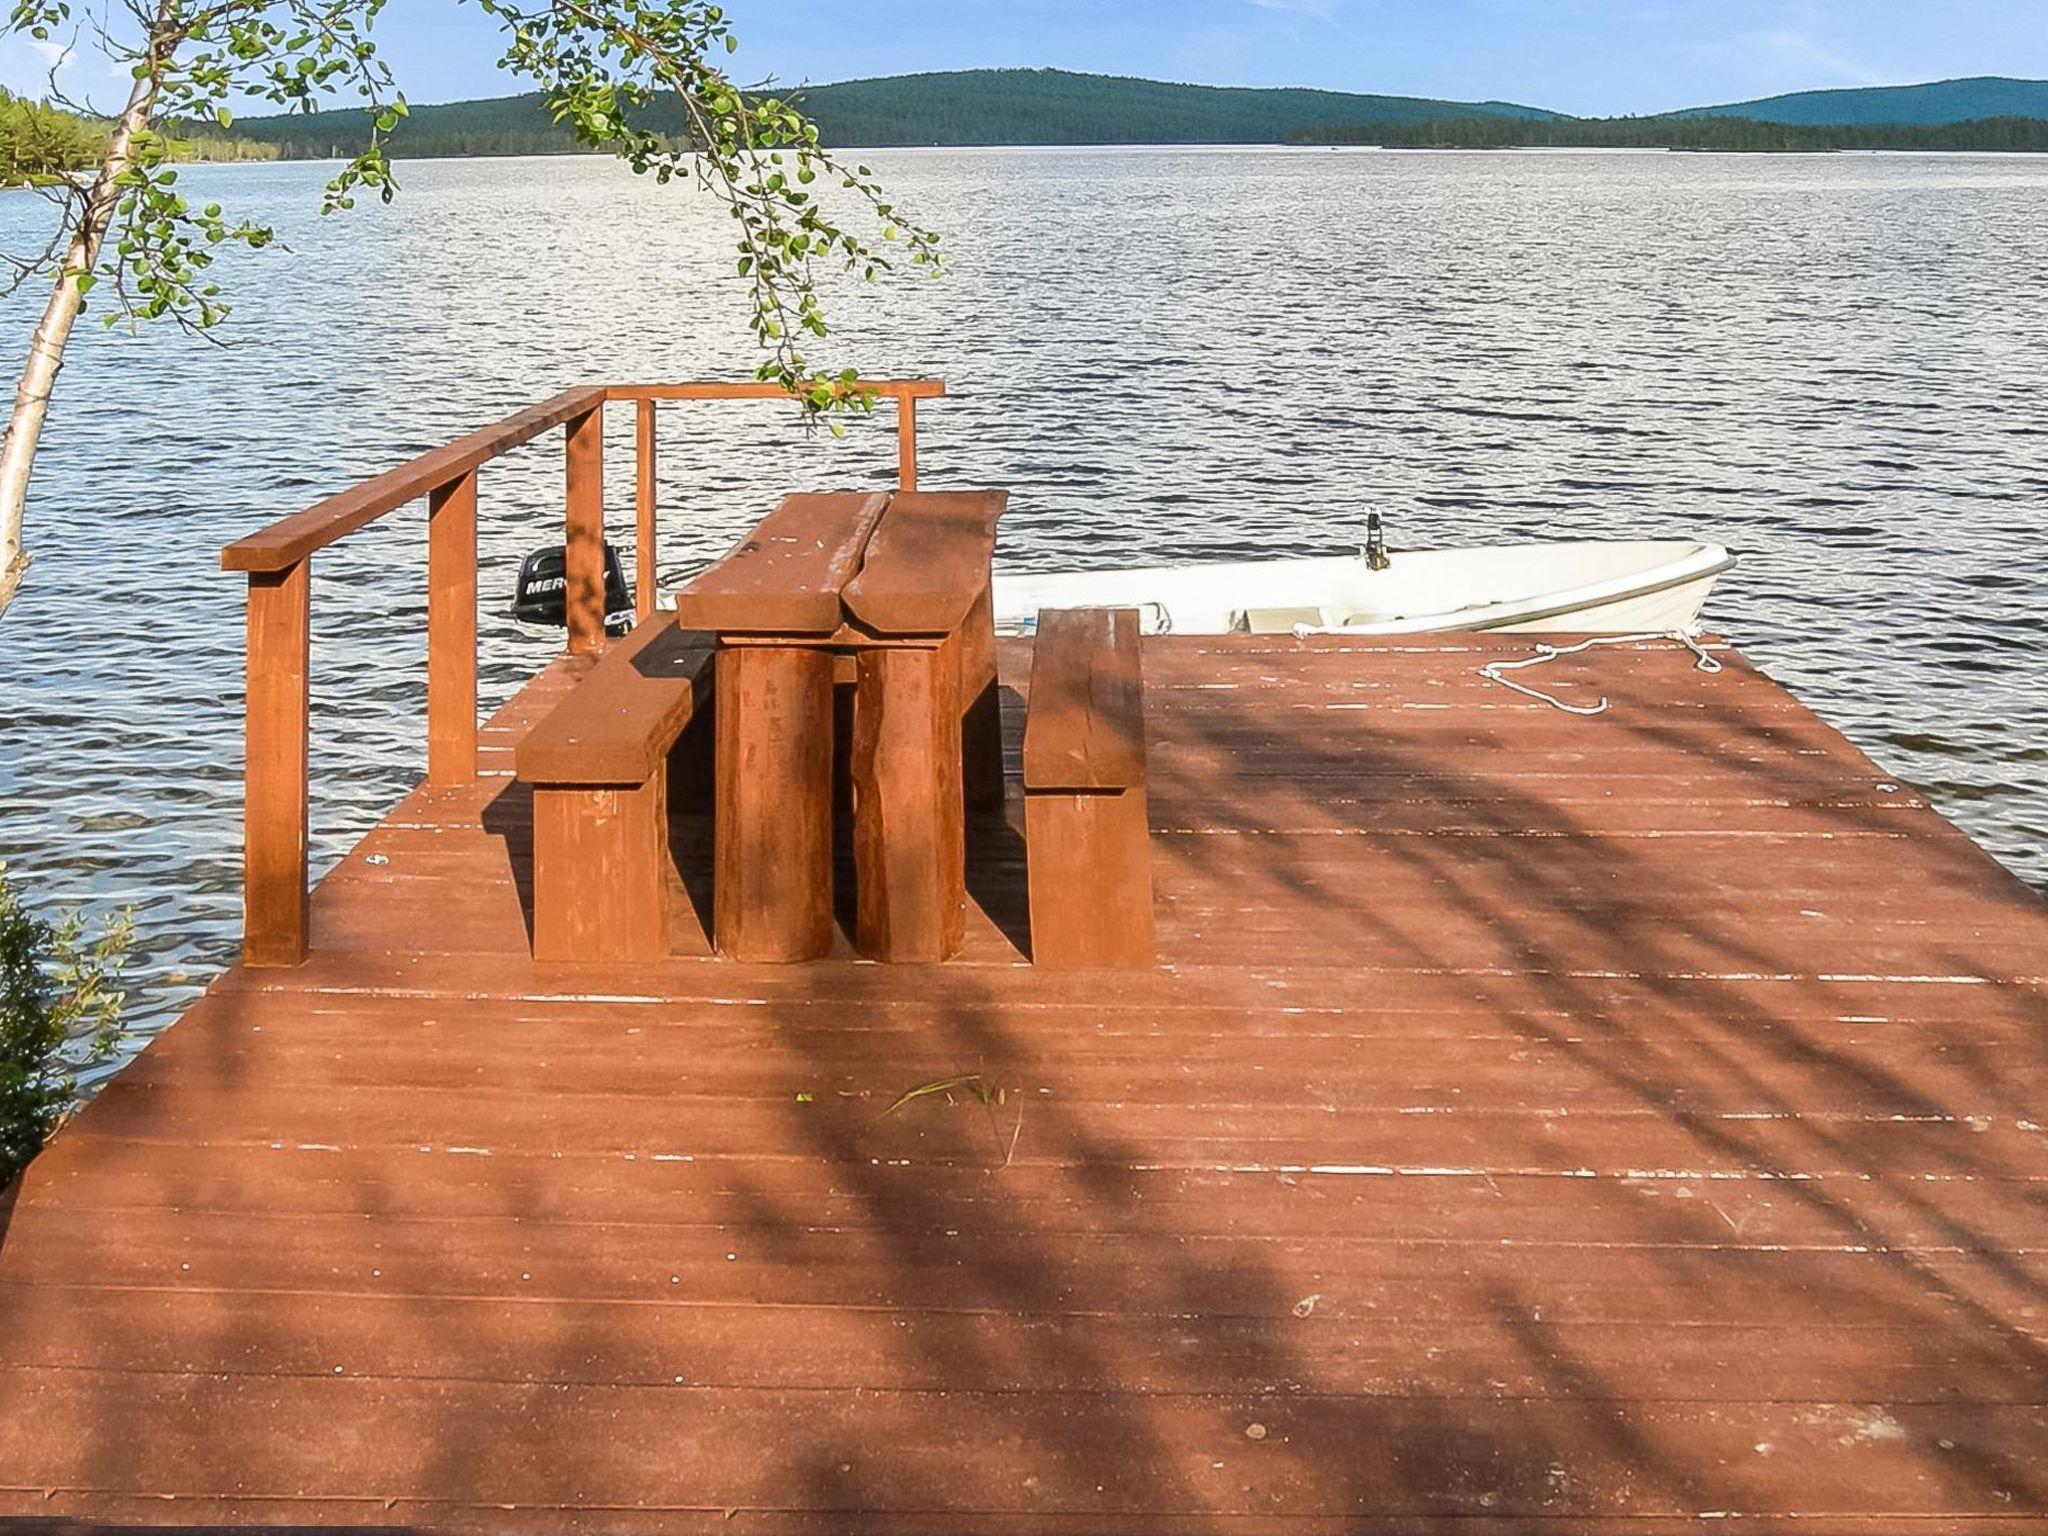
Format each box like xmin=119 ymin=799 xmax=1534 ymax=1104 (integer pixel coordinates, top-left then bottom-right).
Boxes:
xmin=897 ymin=393 xmax=918 ymax=492
xmin=565 ymin=402 xmax=606 ymax=655
xmin=892 ymin=391 xmax=917 ymax=493
xmin=244 ymin=558 xmax=311 ymax=968
xmin=427 ymin=468 xmax=478 ymax=785
xmin=635 ymin=398 xmax=657 ymax=623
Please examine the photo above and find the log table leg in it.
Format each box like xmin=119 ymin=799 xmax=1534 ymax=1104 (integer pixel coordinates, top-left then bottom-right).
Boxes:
xmin=714 ymin=643 xmax=836 ymax=962
xmin=852 ymin=639 xmax=966 ymax=963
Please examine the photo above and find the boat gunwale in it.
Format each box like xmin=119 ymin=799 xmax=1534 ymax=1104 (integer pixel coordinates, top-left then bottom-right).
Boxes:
xmin=989 ymin=541 xmax=1739 ymax=638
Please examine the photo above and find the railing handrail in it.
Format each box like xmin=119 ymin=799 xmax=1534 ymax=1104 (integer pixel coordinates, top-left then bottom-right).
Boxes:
xmin=220 ymin=379 xmax=945 ymax=573
xmin=222 ymin=375 xmax=945 ymax=969
xmin=607 ymin=379 xmax=945 ymax=402
xmin=221 ymin=386 xmax=605 ymax=574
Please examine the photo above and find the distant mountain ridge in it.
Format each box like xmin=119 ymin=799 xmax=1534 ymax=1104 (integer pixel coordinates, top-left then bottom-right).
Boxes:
xmin=1681 ymin=76 xmax=2048 ymax=127
xmin=782 ymin=68 xmax=1561 ymax=144
xmin=232 ymin=67 xmax=2048 ymax=159
xmin=235 ymin=67 xmax=1561 ymax=156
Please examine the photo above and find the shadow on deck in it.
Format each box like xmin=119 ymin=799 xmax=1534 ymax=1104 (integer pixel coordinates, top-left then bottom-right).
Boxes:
xmin=1 ymin=634 xmax=2044 ymax=1533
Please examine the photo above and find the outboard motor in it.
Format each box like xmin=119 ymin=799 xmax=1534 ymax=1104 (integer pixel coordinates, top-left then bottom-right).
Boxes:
xmin=511 ymin=543 xmax=635 ymax=637
xmin=1365 ymin=511 xmax=1392 ymax=572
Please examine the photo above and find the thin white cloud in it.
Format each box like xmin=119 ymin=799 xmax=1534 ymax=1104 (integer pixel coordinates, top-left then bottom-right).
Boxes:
xmin=1724 ymin=25 xmax=1884 ymax=88
xmin=22 ymin=34 xmax=75 ymax=76
xmin=1248 ymin=0 xmax=1342 ymax=17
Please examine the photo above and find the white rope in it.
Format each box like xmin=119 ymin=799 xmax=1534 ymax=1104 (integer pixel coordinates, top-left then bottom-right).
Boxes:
xmin=1477 ymin=625 xmax=1722 ymax=716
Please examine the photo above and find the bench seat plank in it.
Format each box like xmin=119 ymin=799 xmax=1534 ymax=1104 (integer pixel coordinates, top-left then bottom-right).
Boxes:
xmin=1021 ymin=608 xmax=1146 ymax=792
xmin=515 ymin=622 xmax=715 ymax=786
xmin=842 ymin=490 xmax=1008 ymax=637
xmin=673 ymin=492 xmax=889 ymax=635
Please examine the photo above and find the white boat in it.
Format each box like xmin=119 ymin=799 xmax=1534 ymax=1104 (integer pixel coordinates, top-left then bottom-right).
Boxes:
xmin=992 ymin=535 xmax=1734 ymax=638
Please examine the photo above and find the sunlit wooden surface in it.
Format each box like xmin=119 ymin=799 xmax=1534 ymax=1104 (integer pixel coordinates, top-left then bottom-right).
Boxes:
xmin=2 ymin=633 xmax=2043 ymax=1532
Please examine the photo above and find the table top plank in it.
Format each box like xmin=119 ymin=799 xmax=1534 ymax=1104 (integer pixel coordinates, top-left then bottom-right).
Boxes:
xmin=842 ymin=490 xmax=1008 ymax=637
xmin=673 ymin=492 xmax=890 ymax=635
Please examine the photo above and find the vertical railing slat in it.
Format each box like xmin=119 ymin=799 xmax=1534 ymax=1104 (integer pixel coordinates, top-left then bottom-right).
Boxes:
xmin=564 ymin=403 xmax=606 ymax=654
xmin=635 ymin=398 xmax=657 ymax=623
xmin=243 ymin=558 xmax=311 ymax=968
xmin=897 ymin=393 xmax=918 ymax=492
xmin=426 ymin=468 xmax=478 ymax=785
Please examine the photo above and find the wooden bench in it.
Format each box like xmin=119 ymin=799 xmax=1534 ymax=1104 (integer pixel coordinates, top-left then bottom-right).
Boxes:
xmin=514 ymin=619 xmax=715 ymax=962
xmin=675 ymin=492 xmax=889 ymax=963
xmin=839 ymin=490 xmax=1008 ymax=962
xmin=1021 ymin=608 xmax=1155 ymax=969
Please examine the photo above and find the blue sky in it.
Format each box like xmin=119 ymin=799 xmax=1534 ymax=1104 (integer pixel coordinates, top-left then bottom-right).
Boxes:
xmin=5 ymin=0 xmax=2045 ymax=117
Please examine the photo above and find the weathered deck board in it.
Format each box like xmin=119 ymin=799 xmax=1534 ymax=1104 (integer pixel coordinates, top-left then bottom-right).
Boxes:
xmin=2 ymin=633 xmax=2044 ymax=1534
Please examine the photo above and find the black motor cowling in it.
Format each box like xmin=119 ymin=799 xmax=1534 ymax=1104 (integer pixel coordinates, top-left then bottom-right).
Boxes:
xmin=511 ymin=544 xmax=634 ymax=636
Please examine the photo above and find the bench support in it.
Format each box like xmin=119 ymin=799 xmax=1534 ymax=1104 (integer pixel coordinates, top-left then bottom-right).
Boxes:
xmin=714 ymin=643 xmax=836 ymax=962
xmin=1025 ymin=786 xmax=1155 ymax=969
xmin=852 ymin=639 xmax=967 ymax=963
xmin=532 ymin=778 xmax=689 ymax=963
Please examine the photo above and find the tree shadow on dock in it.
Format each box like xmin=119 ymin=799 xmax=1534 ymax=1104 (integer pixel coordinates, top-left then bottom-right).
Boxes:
xmin=3 ymin=633 xmax=2045 ymax=1529
xmin=1132 ymin=633 xmax=2048 ymax=1517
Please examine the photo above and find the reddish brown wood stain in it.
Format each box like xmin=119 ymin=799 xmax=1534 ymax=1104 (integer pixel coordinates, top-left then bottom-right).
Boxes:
xmin=3 ymin=634 xmax=2046 ymax=1532
xmin=1025 ymin=607 xmax=1155 ymax=968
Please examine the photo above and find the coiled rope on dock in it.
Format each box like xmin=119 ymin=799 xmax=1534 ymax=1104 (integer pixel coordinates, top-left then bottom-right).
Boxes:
xmin=1477 ymin=626 xmax=1723 ymax=716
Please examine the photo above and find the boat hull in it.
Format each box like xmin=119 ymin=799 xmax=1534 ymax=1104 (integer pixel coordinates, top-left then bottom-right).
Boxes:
xmin=992 ymin=540 xmax=1735 ymax=638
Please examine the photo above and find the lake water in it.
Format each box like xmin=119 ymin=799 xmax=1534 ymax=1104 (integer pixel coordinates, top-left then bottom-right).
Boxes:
xmin=1 ymin=148 xmax=2043 ymax=1065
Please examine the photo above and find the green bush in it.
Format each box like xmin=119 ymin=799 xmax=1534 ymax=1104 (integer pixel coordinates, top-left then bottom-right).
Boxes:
xmin=0 ymin=863 xmax=130 ymax=1186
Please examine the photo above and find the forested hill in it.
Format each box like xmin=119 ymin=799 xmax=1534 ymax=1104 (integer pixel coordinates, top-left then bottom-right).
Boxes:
xmin=1680 ymin=76 xmax=2048 ymax=127
xmin=232 ymin=67 xmax=2048 ymax=160
xmin=775 ymin=68 xmax=1559 ymax=144
xmin=235 ymin=67 xmax=1559 ymax=157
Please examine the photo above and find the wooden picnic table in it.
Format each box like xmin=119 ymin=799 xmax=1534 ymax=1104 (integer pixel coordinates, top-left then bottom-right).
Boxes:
xmin=675 ymin=489 xmax=1008 ymax=963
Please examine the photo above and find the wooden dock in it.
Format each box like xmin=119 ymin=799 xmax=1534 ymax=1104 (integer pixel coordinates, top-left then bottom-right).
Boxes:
xmin=3 ymin=628 xmax=2045 ymax=1533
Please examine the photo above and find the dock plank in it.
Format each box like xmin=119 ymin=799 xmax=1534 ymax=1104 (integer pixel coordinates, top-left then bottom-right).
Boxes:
xmin=2 ymin=632 xmax=2045 ymax=1533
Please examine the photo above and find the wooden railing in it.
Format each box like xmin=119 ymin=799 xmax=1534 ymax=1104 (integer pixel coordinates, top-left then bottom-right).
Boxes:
xmin=219 ymin=378 xmax=946 ymax=969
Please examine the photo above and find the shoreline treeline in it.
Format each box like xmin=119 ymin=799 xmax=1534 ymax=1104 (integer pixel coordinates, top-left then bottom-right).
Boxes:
xmin=1288 ymin=113 xmax=2048 ymax=152
xmin=0 ymin=88 xmax=278 ymax=188
xmin=242 ymin=108 xmax=2048 ymax=164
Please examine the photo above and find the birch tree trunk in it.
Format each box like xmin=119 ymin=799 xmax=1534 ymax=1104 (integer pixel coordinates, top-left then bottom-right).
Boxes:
xmin=0 ymin=59 xmax=163 ymax=617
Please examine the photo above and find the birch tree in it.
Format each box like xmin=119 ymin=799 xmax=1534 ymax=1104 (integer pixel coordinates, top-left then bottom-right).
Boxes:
xmin=0 ymin=0 xmax=941 ymax=614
